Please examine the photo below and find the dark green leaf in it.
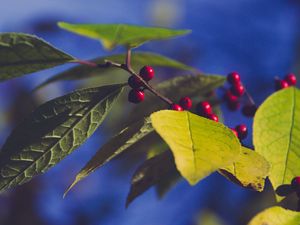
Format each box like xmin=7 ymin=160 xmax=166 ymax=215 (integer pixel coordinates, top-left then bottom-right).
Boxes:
xmin=58 ymin=22 xmax=191 ymax=50
xmin=126 ymin=151 xmax=176 ymax=207
xmin=155 ymin=170 xmax=181 ymax=199
xmin=64 ymin=117 xmax=153 ymax=195
xmin=0 ymin=33 xmax=75 ymax=82
xmin=0 ymin=83 xmax=124 ymax=193
xmin=34 ymin=52 xmax=194 ymax=90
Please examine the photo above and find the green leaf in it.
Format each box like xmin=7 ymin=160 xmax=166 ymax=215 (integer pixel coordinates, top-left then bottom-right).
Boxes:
xmin=128 ymin=74 xmax=226 ymax=123
xmin=64 ymin=117 xmax=153 ymax=195
xmin=248 ymin=206 xmax=300 ymax=225
xmin=58 ymin=22 xmax=191 ymax=50
xmin=126 ymin=151 xmax=176 ymax=207
xmin=34 ymin=52 xmax=194 ymax=90
xmin=253 ymin=87 xmax=300 ymax=192
xmin=0 ymin=33 xmax=75 ymax=82
xmin=150 ymin=110 xmax=241 ymax=185
xmin=219 ymin=147 xmax=270 ymax=191
xmin=0 ymin=84 xmax=124 ymax=193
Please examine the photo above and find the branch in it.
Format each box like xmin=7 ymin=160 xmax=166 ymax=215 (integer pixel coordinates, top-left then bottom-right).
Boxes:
xmin=75 ymin=50 xmax=174 ymax=106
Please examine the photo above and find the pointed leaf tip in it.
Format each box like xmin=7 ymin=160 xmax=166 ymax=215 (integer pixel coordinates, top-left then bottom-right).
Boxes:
xmin=0 ymin=32 xmax=75 ymax=82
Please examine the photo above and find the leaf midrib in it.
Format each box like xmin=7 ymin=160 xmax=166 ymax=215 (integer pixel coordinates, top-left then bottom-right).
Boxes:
xmin=1 ymin=88 xmax=120 ymax=190
xmin=186 ymin=113 xmax=197 ymax=177
xmin=282 ymin=88 xmax=296 ymax=184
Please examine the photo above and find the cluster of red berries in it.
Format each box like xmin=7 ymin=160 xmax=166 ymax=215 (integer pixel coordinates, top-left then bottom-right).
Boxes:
xmin=196 ymin=101 xmax=218 ymax=122
xmin=223 ymin=72 xmax=257 ymax=118
xmin=128 ymin=66 xmax=154 ymax=103
xmin=231 ymin=124 xmax=248 ymax=140
xmin=169 ymin=97 xmax=192 ymax=112
xmin=275 ymin=73 xmax=297 ymax=91
xmin=169 ymin=97 xmax=219 ymax=122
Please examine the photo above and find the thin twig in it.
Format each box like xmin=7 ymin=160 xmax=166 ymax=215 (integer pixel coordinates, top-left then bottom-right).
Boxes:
xmin=126 ymin=48 xmax=132 ymax=71
xmin=245 ymin=90 xmax=256 ymax=105
xmin=73 ymin=60 xmax=98 ymax=67
xmin=75 ymin=50 xmax=174 ymax=106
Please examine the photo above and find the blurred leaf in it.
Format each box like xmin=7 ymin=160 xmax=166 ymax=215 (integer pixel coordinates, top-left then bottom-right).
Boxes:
xmin=156 ymin=169 xmax=181 ymax=199
xmin=146 ymin=141 xmax=168 ymax=159
xmin=219 ymin=147 xmax=270 ymax=191
xmin=197 ymin=210 xmax=226 ymax=225
xmin=0 ymin=84 xmax=124 ymax=193
xmin=64 ymin=117 xmax=153 ymax=195
xmin=248 ymin=206 xmax=300 ymax=225
xmin=128 ymin=74 xmax=226 ymax=123
xmin=253 ymin=87 xmax=300 ymax=192
xmin=35 ymin=51 xmax=194 ymax=90
xmin=126 ymin=151 xmax=176 ymax=207
xmin=58 ymin=22 xmax=191 ymax=50
xmin=150 ymin=110 xmax=241 ymax=185
xmin=0 ymin=33 xmax=74 ymax=82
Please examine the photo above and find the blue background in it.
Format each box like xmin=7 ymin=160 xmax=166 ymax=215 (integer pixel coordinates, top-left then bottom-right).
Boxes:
xmin=0 ymin=0 xmax=300 ymax=224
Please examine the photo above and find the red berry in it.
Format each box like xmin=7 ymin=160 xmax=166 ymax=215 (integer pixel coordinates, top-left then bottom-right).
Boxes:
xmin=179 ymin=97 xmax=192 ymax=110
xmin=128 ymin=75 xmax=143 ymax=89
xmin=227 ymin=72 xmax=241 ymax=84
xmin=223 ymin=90 xmax=240 ymax=111
xmin=206 ymin=114 xmax=219 ymax=122
xmin=235 ymin=124 xmax=248 ymax=140
xmin=291 ymin=177 xmax=300 ymax=191
xmin=231 ymin=128 xmax=238 ymax=137
xmin=170 ymin=104 xmax=183 ymax=111
xmin=275 ymin=79 xmax=289 ymax=91
xmin=224 ymin=90 xmax=238 ymax=102
xmin=128 ymin=89 xmax=145 ymax=103
xmin=140 ymin=66 xmax=154 ymax=81
xmin=230 ymin=84 xmax=245 ymax=97
xmin=242 ymin=104 xmax=257 ymax=117
xmin=196 ymin=101 xmax=212 ymax=115
xmin=284 ymin=73 xmax=297 ymax=86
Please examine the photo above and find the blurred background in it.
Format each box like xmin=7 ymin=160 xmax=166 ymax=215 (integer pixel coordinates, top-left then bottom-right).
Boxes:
xmin=0 ymin=0 xmax=300 ymax=224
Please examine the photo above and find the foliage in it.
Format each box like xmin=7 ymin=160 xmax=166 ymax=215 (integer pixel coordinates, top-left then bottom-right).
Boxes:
xmin=248 ymin=206 xmax=300 ymax=225
xmin=254 ymin=87 xmax=300 ymax=193
xmin=0 ymin=22 xmax=299 ymax=224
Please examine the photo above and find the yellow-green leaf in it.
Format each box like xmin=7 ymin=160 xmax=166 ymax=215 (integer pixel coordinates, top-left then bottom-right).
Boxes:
xmin=220 ymin=147 xmax=270 ymax=191
xmin=150 ymin=110 xmax=241 ymax=185
xmin=58 ymin=22 xmax=191 ymax=50
xmin=253 ymin=87 xmax=300 ymax=192
xmin=248 ymin=206 xmax=300 ymax=225
xmin=0 ymin=33 xmax=75 ymax=82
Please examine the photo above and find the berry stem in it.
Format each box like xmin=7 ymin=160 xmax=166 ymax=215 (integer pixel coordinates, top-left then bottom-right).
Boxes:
xmin=126 ymin=48 xmax=132 ymax=71
xmin=75 ymin=51 xmax=174 ymax=106
xmin=73 ymin=59 xmax=98 ymax=67
xmin=245 ymin=89 xmax=256 ymax=106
